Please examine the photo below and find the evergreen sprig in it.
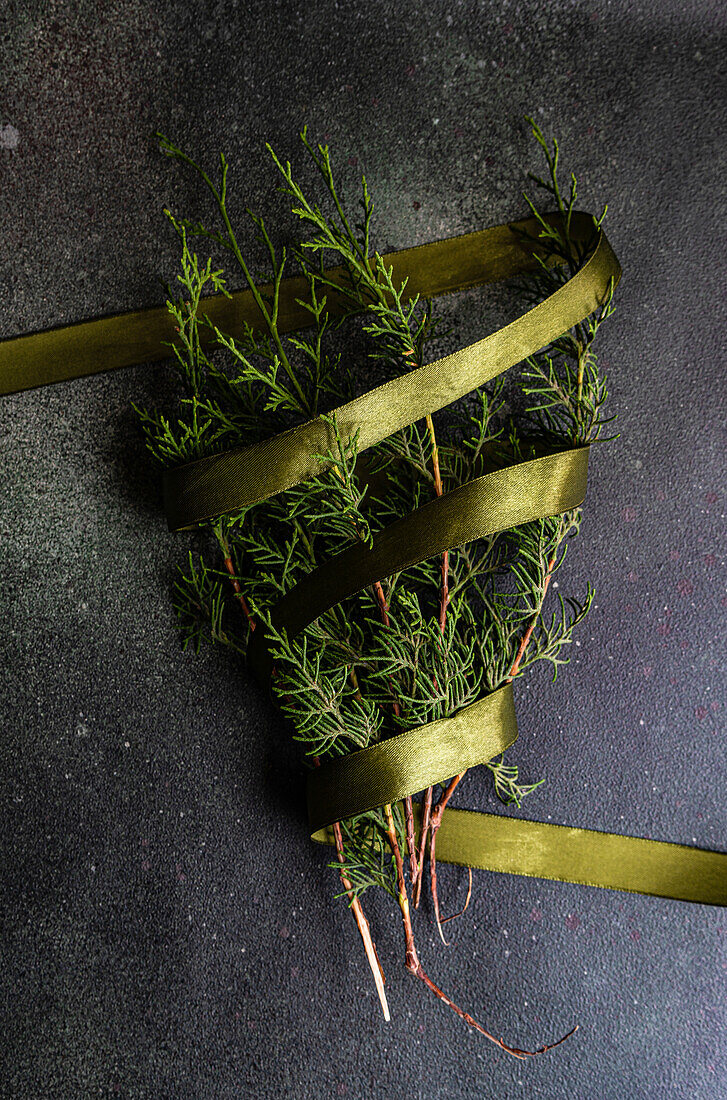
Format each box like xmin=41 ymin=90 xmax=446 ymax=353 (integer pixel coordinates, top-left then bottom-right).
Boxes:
xmin=139 ymin=120 xmax=617 ymax=1051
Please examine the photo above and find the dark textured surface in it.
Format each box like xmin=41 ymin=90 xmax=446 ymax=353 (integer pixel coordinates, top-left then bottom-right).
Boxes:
xmin=1 ymin=2 xmax=725 ymax=1097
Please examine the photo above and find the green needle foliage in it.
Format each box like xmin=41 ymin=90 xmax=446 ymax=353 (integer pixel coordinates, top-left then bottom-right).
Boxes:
xmin=136 ymin=119 xmax=617 ymax=911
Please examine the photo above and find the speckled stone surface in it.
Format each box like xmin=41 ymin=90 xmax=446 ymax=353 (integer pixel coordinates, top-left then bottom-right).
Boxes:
xmin=1 ymin=2 xmax=725 ymax=1097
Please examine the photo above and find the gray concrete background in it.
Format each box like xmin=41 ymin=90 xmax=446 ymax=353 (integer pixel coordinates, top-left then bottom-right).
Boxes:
xmin=1 ymin=2 xmax=725 ymax=1097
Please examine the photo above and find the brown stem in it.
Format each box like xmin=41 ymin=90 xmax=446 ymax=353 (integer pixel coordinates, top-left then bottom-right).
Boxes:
xmin=440 ymin=865 xmax=473 ymax=925
xmin=372 ymin=579 xmax=391 ymax=628
xmin=428 ymin=772 xmax=465 ymax=944
xmin=412 ymin=966 xmax=578 ymax=1060
xmin=383 ymin=803 xmax=420 ymax=972
xmin=403 ymin=795 xmax=418 ymax=883
xmin=383 ymin=804 xmax=574 ymax=1058
xmin=431 ymin=772 xmax=465 ymax=826
xmin=219 ymin=536 xmax=256 ymax=630
xmin=413 ymin=785 xmax=432 ymax=908
xmin=506 ymin=553 xmax=558 ymax=683
xmin=438 ymin=549 xmax=450 ymax=632
xmin=332 ymin=818 xmax=390 ymax=1021
xmin=426 ymin=550 xmax=560 ymax=936
xmin=429 ymin=824 xmax=448 ymax=945
xmin=372 ymin=580 xmax=419 ymax=884
xmin=411 ymin=411 xmax=450 ymax=904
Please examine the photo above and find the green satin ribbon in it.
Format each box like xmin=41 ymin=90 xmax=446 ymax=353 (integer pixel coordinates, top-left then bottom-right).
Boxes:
xmin=246 ymin=446 xmax=590 ymax=682
xmin=0 ymin=212 xmax=566 ymax=399
xmin=316 ymin=803 xmax=727 ymax=906
xmin=425 ymin=808 xmax=727 ymax=905
xmin=161 ymin=211 xmax=614 ymax=529
xmin=307 ymin=684 xmax=519 ymax=833
xmin=1 ymin=211 xmax=725 ymax=906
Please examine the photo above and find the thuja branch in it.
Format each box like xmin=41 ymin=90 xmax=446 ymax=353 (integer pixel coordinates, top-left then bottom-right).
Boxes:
xmin=138 ymin=117 xmax=617 ymax=1052
xmin=425 ymin=513 xmax=578 ymax=906
xmin=216 ymin=520 xmax=389 ymax=1015
xmin=158 ymin=133 xmax=311 ymax=417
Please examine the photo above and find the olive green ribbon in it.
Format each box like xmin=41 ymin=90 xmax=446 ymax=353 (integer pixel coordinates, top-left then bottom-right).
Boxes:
xmin=245 ymin=446 xmax=590 ymax=683
xmin=0 ymin=211 xmax=569 ymax=399
xmin=1 ymin=212 xmax=725 ymax=906
xmin=161 ymin=211 xmax=614 ymax=529
xmin=308 ymin=685 xmax=520 ymax=833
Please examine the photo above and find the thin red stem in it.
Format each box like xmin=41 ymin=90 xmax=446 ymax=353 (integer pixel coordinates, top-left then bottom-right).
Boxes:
xmin=372 ymin=578 xmax=419 ymax=885
xmin=426 ymin=550 xmax=559 ymax=935
xmin=413 ymin=966 xmax=578 ymax=1060
xmin=411 ymin=410 xmax=451 ymax=910
xmin=441 ymin=866 xmax=473 ymax=925
xmin=506 ymin=553 xmax=557 ymax=683
xmin=383 ymin=803 xmax=574 ymax=1058
xmin=219 ymin=536 xmax=256 ymax=630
